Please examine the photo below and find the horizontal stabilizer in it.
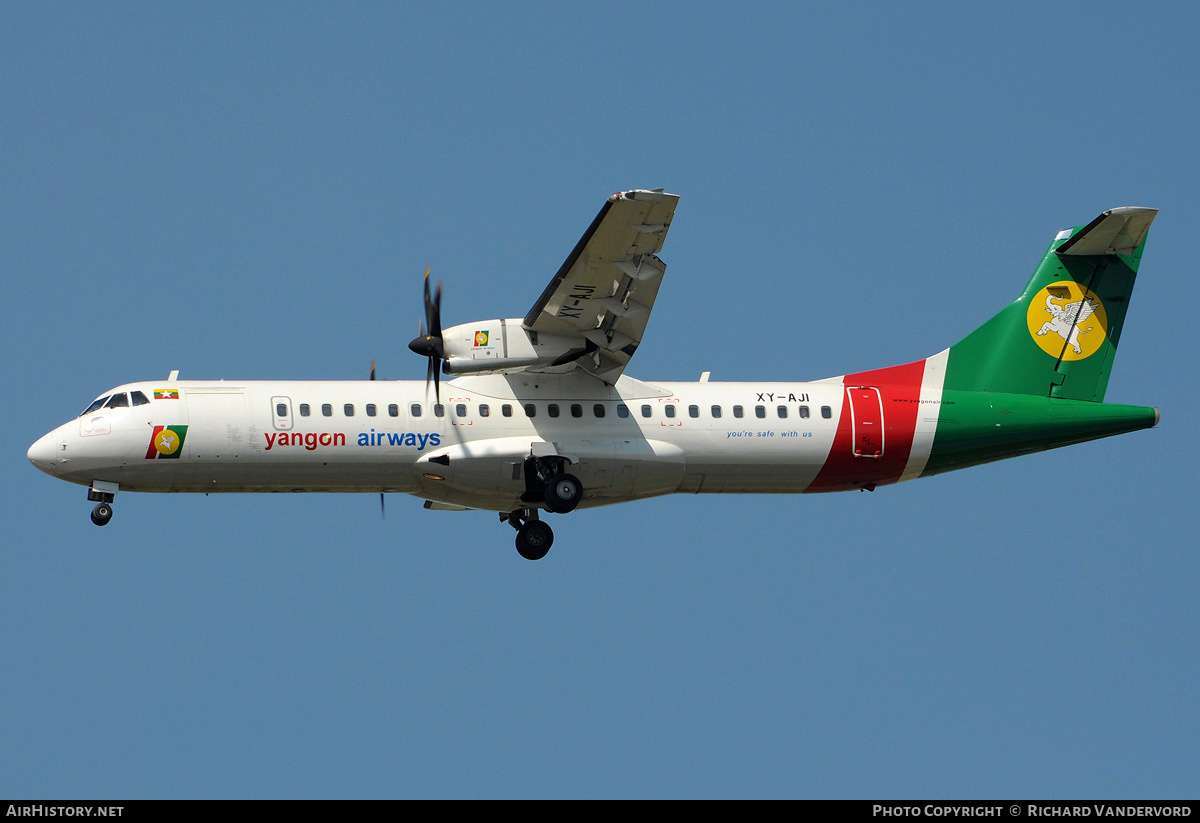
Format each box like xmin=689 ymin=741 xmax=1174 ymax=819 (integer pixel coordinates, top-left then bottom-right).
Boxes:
xmin=1056 ymin=206 xmax=1157 ymax=256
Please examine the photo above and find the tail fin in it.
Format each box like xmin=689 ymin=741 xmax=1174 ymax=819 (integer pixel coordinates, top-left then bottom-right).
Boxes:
xmin=942 ymin=207 xmax=1156 ymax=402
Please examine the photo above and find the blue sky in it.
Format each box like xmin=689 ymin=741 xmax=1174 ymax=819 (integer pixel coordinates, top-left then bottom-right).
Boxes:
xmin=3 ymin=2 xmax=1197 ymax=798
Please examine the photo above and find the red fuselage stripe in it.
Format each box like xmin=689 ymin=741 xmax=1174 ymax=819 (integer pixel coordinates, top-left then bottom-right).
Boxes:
xmin=807 ymin=359 xmax=926 ymax=492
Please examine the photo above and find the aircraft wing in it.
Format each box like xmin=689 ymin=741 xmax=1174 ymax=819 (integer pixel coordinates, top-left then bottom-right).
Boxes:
xmin=522 ymin=188 xmax=679 ymax=382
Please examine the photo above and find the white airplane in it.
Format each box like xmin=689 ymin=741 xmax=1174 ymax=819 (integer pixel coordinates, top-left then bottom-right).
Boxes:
xmin=28 ymin=190 xmax=1159 ymax=559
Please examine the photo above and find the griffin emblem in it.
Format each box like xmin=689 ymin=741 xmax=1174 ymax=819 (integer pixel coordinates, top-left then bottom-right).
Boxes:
xmin=1036 ymin=293 xmax=1098 ymax=354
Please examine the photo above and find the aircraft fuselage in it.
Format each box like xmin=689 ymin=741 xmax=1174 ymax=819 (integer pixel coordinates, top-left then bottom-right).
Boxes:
xmin=28 ymin=357 xmax=1155 ymax=513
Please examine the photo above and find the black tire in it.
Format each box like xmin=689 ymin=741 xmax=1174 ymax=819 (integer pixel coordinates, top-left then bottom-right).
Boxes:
xmin=543 ymin=473 xmax=583 ymax=514
xmin=91 ymin=503 xmax=113 ymax=526
xmin=515 ymin=520 xmax=553 ymax=560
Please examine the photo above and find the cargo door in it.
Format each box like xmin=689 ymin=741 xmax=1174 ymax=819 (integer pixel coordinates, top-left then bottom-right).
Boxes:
xmin=187 ymin=392 xmax=249 ymax=460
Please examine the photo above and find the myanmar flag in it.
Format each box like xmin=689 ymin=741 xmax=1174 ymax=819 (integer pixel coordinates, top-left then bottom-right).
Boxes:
xmin=145 ymin=425 xmax=188 ymax=459
xmin=154 ymin=389 xmax=179 ymax=400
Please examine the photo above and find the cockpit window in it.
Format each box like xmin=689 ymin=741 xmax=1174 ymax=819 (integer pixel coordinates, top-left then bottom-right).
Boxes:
xmin=131 ymin=391 xmax=150 ymax=406
xmin=104 ymin=393 xmax=129 ymax=409
xmin=81 ymin=395 xmax=111 ymax=416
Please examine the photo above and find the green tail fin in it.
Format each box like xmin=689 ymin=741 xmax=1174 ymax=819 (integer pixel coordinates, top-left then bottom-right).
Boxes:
xmin=943 ymin=207 xmax=1156 ymax=401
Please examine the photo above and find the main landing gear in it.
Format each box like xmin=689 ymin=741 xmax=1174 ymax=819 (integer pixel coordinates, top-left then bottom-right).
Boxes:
xmin=500 ymin=456 xmax=585 ymax=560
xmin=543 ymin=472 xmax=583 ymax=514
xmin=502 ymin=509 xmax=554 ymax=560
xmin=523 ymin=455 xmax=582 ymax=515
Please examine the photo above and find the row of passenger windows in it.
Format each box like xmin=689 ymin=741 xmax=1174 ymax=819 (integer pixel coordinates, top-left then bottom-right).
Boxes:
xmin=284 ymin=402 xmax=833 ymax=421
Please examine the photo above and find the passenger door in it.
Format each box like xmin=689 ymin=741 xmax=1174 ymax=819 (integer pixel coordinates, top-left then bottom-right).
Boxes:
xmin=847 ymin=386 xmax=884 ymax=458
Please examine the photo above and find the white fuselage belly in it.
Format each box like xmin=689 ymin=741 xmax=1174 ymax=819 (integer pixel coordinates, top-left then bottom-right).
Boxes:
xmin=42 ymin=373 xmax=850 ymax=510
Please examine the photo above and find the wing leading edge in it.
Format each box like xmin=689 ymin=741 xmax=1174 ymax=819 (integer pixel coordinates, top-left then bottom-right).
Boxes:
xmin=522 ymin=188 xmax=679 ymax=382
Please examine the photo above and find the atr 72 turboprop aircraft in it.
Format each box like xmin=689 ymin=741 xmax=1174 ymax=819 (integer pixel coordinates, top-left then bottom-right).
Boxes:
xmin=28 ymin=190 xmax=1159 ymax=559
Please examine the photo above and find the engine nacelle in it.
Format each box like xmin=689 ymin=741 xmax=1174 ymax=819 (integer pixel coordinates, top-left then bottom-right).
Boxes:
xmin=441 ymin=319 xmax=585 ymax=375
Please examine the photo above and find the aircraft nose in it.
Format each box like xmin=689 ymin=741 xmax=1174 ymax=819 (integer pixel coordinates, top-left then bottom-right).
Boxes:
xmin=27 ymin=431 xmax=59 ymax=474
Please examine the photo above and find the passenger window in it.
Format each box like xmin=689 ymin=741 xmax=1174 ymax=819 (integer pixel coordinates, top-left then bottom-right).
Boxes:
xmin=777 ymin=405 xmax=787 ymax=418
xmin=104 ymin=393 xmax=129 ymax=409
xmin=455 ymin=404 xmax=467 ymax=417
xmin=524 ymin=404 xmax=536 ymax=418
xmin=322 ymin=404 xmax=333 ymax=417
xmin=366 ymin=404 xmax=377 ymax=417
xmin=755 ymin=405 xmax=766 ymax=419
xmin=388 ymin=404 xmax=399 ymax=417
xmin=711 ymin=405 xmax=722 ymax=418
xmin=733 ymin=405 xmax=744 ymax=418
xmin=300 ymin=404 xmax=310 ymax=417
xmin=688 ymin=405 xmax=699 ymax=418
xmin=344 ymin=404 xmax=355 ymax=417
xmin=821 ymin=405 xmax=832 ymax=419
xmin=641 ymin=404 xmax=652 ymax=418
xmin=479 ymin=404 xmax=490 ymax=417
xmin=410 ymin=403 xmax=422 ymax=418
xmin=276 ymin=403 xmax=287 ymax=417
xmin=131 ymin=391 xmax=150 ymax=406
xmin=617 ymin=404 xmax=629 ymax=418
xmin=665 ymin=405 xmax=676 ymax=418
xmin=434 ymin=404 xmax=445 ymax=418
xmin=570 ymin=404 xmax=583 ymax=418
xmin=502 ymin=404 xmax=513 ymax=417
xmin=548 ymin=404 xmax=560 ymax=418
xmin=593 ymin=404 xmax=605 ymax=418
xmin=798 ymin=406 xmax=810 ymax=419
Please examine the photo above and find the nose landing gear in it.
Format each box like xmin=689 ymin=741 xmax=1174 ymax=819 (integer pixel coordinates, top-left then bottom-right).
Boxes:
xmin=87 ymin=480 xmax=118 ymax=527
xmin=91 ymin=503 xmax=113 ymax=526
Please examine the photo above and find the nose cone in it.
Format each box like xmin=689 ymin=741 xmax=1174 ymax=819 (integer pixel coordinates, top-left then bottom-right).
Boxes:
xmin=27 ymin=431 xmax=59 ymax=475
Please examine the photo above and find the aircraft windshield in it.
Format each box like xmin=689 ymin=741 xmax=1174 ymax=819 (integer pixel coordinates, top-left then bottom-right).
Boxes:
xmin=80 ymin=395 xmax=111 ymax=416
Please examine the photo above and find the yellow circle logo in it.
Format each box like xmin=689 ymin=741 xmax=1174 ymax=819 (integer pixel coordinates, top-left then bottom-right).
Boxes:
xmin=154 ymin=429 xmax=181 ymax=456
xmin=1026 ymin=280 xmax=1107 ymax=361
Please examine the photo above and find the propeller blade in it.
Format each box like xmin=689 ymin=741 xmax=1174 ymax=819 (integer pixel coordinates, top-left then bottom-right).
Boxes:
xmin=380 ymin=492 xmax=385 ymax=520
xmin=426 ymin=356 xmax=441 ymax=404
xmin=423 ymin=266 xmax=443 ymax=340
xmin=409 ymin=266 xmax=446 ymax=405
xmin=370 ymin=359 xmax=376 ymax=381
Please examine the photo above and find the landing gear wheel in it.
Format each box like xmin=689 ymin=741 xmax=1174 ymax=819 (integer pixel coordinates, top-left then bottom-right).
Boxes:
xmin=91 ymin=503 xmax=113 ymax=526
xmin=543 ymin=473 xmax=583 ymax=514
xmin=515 ymin=520 xmax=554 ymax=560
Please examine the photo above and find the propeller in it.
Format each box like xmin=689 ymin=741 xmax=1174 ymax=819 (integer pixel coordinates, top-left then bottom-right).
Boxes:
xmin=407 ymin=266 xmax=444 ymax=403
xmin=370 ymin=358 xmax=384 ymax=518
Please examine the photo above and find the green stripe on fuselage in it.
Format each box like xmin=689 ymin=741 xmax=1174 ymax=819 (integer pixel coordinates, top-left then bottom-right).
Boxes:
xmin=922 ymin=391 xmax=1156 ymax=477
